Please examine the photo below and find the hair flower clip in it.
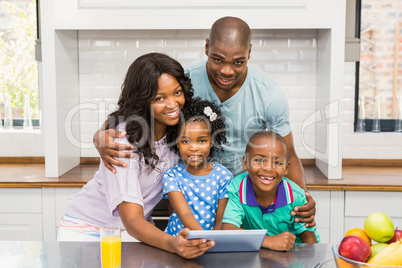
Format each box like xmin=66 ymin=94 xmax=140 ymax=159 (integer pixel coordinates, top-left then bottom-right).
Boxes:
xmin=209 ymin=113 xmax=217 ymax=122
xmin=203 ymin=106 xmax=217 ymax=122
xmin=204 ymin=106 xmax=213 ymax=116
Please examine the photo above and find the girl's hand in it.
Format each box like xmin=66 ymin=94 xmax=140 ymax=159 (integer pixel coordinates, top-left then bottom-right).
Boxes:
xmin=291 ymin=192 xmax=316 ymax=227
xmin=173 ymin=228 xmax=215 ymax=259
xmin=262 ymin=232 xmax=296 ymax=252
xmin=93 ymin=120 xmax=134 ymax=173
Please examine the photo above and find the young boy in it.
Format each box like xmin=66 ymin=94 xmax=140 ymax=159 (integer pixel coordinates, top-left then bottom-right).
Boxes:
xmin=222 ymin=131 xmax=319 ymax=251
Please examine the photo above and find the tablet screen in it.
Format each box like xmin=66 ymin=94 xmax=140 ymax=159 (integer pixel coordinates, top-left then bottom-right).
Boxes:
xmin=187 ymin=229 xmax=267 ymax=252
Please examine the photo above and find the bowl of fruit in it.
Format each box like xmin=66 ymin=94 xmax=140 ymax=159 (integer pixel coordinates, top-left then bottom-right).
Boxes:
xmin=333 ymin=212 xmax=402 ymax=268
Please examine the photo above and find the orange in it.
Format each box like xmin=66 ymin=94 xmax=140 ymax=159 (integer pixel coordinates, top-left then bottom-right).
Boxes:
xmin=337 ymin=258 xmax=359 ymax=268
xmin=345 ymin=228 xmax=372 ymax=247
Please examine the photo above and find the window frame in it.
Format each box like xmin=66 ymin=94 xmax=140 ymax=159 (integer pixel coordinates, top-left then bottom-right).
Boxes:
xmin=0 ymin=0 xmax=41 ymax=130
xmin=353 ymin=0 xmax=398 ymax=132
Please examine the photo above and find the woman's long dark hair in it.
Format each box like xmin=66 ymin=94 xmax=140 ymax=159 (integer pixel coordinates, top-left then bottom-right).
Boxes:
xmin=108 ymin=53 xmax=193 ymax=169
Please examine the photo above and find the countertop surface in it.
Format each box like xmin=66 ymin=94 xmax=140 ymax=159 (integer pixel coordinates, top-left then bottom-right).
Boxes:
xmin=1 ymin=163 xmax=402 ymax=191
xmin=0 ymin=241 xmax=334 ymax=268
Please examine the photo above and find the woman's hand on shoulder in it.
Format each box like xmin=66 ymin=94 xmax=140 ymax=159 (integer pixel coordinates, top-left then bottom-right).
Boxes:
xmin=173 ymin=228 xmax=215 ymax=259
xmin=93 ymin=120 xmax=134 ymax=173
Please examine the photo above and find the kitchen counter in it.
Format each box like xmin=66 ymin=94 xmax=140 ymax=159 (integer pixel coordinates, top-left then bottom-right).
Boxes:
xmin=1 ymin=163 xmax=402 ymax=191
xmin=1 ymin=162 xmax=401 ymax=245
xmin=0 ymin=241 xmax=334 ymax=268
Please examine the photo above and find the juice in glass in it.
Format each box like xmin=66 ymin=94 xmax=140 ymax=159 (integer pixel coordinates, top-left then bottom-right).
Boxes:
xmin=101 ymin=225 xmax=121 ymax=268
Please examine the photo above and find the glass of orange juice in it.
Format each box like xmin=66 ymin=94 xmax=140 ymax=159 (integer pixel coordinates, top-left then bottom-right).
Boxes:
xmin=101 ymin=225 xmax=121 ymax=268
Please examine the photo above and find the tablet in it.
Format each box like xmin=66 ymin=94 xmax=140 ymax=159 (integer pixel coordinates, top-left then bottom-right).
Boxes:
xmin=187 ymin=229 xmax=267 ymax=252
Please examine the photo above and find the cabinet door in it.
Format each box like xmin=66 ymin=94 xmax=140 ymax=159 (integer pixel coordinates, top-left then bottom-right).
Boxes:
xmin=344 ymin=191 xmax=402 ymax=233
xmin=0 ymin=188 xmax=43 ymax=241
xmin=0 ymin=188 xmax=42 ymax=213
xmin=0 ymin=214 xmax=42 ymax=241
xmin=309 ymin=190 xmax=330 ymax=243
xmin=53 ymin=0 xmax=332 ymax=30
xmin=55 ymin=188 xmax=82 ymax=228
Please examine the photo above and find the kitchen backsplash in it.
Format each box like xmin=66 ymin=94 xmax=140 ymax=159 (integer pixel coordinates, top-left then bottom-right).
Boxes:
xmin=78 ymin=29 xmax=317 ymax=158
xmin=1 ymin=29 xmax=401 ymax=159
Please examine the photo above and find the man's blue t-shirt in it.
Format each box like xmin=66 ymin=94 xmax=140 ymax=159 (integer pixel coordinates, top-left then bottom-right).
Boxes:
xmin=185 ymin=60 xmax=291 ymax=176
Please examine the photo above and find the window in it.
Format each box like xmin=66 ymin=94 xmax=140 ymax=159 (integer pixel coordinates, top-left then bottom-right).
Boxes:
xmin=355 ymin=0 xmax=402 ymax=132
xmin=0 ymin=0 xmax=39 ymax=130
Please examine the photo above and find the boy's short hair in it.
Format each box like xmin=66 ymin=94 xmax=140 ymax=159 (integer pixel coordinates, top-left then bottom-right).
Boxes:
xmin=245 ymin=131 xmax=289 ymax=160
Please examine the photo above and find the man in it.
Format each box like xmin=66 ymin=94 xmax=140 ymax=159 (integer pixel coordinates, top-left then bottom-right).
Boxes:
xmin=94 ymin=17 xmax=316 ymax=226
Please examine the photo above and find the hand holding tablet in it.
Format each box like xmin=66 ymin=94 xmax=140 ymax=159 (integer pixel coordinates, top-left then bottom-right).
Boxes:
xmin=187 ymin=230 xmax=267 ymax=252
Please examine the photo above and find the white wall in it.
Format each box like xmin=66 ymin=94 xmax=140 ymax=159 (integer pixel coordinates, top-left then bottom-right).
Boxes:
xmin=77 ymin=29 xmax=318 ymax=158
xmin=0 ymin=131 xmax=44 ymax=156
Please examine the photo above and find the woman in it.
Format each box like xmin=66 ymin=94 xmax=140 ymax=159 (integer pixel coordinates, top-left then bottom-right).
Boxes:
xmin=58 ymin=53 xmax=214 ymax=259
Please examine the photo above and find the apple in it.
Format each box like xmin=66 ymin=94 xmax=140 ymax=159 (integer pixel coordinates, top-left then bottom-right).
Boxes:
xmin=387 ymin=227 xmax=402 ymax=244
xmin=364 ymin=212 xmax=394 ymax=243
xmin=338 ymin=235 xmax=372 ymax=262
xmin=369 ymin=243 xmax=388 ymax=260
xmin=344 ymin=227 xmax=371 ymax=246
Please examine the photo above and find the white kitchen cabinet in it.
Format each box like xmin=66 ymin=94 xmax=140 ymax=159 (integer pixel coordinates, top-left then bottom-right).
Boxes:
xmin=50 ymin=189 xmax=334 ymax=243
xmin=0 ymin=188 xmax=43 ymax=241
xmin=309 ymin=190 xmax=330 ymax=244
xmin=0 ymin=214 xmax=43 ymax=241
xmin=42 ymin=187 xmax=82 ymax=240
xmin=52 ymin=0 xmax=332 ymax=30
xmin=0 ymin=187 xmax=81 ymax=241
xmin=54 ymin=188 xmax=82 ymax=231
xmin=0 ymin=187 xmax=340 ymax=243
xmin=49 ymin=188 xmax=333 ymax=243
xmin=344 ymin=191 xmax=402 ymax=233
xmin=1 ymin=187 xmax=400 ymax=243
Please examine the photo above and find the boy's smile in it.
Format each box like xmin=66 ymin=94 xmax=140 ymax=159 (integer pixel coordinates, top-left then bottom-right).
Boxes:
xmin=258 ymin=175 xmax=275 ymax=185
xmin=242 ymin=135 xmax=289 ymax=207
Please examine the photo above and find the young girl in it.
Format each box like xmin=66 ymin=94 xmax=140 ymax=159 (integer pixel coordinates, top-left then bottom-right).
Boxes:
xmin=58 ymin=53 xmax=214 ymax=259
xmin=163 ymin=97 xmax=233 ymax=236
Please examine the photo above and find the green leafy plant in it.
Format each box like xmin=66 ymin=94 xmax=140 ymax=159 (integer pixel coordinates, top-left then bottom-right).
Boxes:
xmin=0 ymin=1 xmax=39 ymax=119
